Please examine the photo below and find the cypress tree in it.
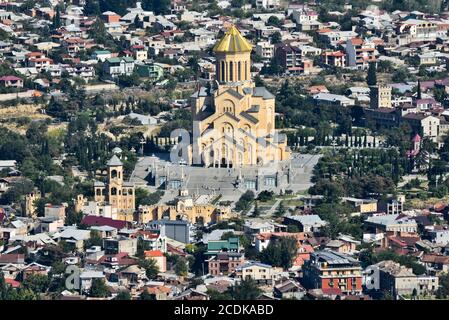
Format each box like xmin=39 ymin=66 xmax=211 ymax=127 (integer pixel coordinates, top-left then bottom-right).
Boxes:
xmin=366 ymin=62 xmax=377 ymax=86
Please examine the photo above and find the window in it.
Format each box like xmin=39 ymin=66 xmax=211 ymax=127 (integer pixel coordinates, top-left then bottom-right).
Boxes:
xmin=238 ymin=61 xmax=241 ymax=81
xmin=229 ymin=62 xmax=233 ymax=81
xmin=221 ymin=61 xmax=225 ymax=82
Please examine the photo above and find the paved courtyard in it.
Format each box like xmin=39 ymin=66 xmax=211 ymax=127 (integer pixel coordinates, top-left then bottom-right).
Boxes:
xmin=130 ymin=152 xmax=321 ymax=202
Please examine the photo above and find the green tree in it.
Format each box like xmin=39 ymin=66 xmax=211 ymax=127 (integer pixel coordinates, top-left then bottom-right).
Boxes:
xmin=138 ymin=258 xmax=160 ymax=279
xmin=174 ymin=257 xmax=188 ymax=277
xmin=115 ymin=290 xmax=132 ymax=300
xmin=142 ymin=0 xmax=171 ymax=15
xmin=267 ymin=16 xmax=282 ymax=28
xmin=437 ymin=272 xmax=449 ymax=298
xmin=235 ymin=190 xmax=255 ymax=211
xmin=366 ymin=62 xmax=377 ymax=86
xmin=52 ymin=6 xmax=61 ymax=29
xmin=84 ymin=0 xmax=101 ymax=15
xmin=228 ymin=278 xmax=262 ymax=300
xmin=259 ymin=237 xmax=298 ymax=269
xmin=89 ymin=278 xmax=110 ymax=297
xmin=274 ymin=201 xmax=286 ymax=217
xmin=85 ymin=230 xmax=103 ymax=248
xmin=270 ymin=31 xmax=282 ymax=44
xmin=23 ymin=274 xmax=50 ymax=294
xmin=139 ymin=290 xmax=155 ymax=300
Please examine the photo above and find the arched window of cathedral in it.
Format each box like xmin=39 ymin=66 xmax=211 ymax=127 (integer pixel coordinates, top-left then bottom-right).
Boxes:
xmin=221 ymin=61 xmax=225 ymax=82
xmin=238 ymin=61 xmax=241 ymax=81
xmin=128 ymin=189 xmax=133 ymax=195
xmin=229 ymin=61 xmax=233 ymax=81
xmin=96 ymin=189 xmax=101 ymax=196
xmin=123 ymin=189 xmax=127 ymax=196
xmin=118 ymin=171 xmax=121 ymax=179
xmin=111 ymin=187 xmax=117 ymax=195
xmin=119 ymin=190 xmax=122 ymax=195
xmin=111 ymin=170 xmax=117 ymax=178
xmin=243 ymin=124 xmax=251 ymax=135
xmin=239 ymin=138 xmax=245 ymax=151
xmin=102 ymin=189 xmax=105 ymax=196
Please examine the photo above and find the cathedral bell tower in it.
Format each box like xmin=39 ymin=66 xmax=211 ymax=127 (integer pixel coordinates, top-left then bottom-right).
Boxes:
xmin=213 ymin=25 xmax=253 ymax=88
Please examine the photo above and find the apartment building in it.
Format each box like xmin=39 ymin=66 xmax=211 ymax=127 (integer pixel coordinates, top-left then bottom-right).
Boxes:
xmin=345 ymin=38 xmax=376 ymax=70
xmin=398 ymin=19 xmax=438 ymax=44
xmin=255 ymin=41 xmax=275 ymax=61
xmin=302 ymin=250 xmax=363 ymax=294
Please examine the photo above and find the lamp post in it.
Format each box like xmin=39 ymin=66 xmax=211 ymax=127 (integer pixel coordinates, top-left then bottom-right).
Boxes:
xmin=140 ymin=138 xmax=145 ymax=156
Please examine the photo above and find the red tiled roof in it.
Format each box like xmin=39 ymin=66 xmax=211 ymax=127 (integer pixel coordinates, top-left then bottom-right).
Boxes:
xmin=144 ymin=250 xmax=164 ymax=258
xmin=5 ymin=278 xmax=20 ymax=288
xmin=421 ymin=254 xmax=449 ymax=264
xmin=412 ymin=133 xmax=421 ymax=142
xmin=321 ymin=288 xmax=342 ymax=296
xmin=81 ymin=215 xmax=127 ymax=229
xmin=0 ymin=76 xmax=22 ymax=81
xmin=0 ymin=254 xmax=25 ymax=264
xmin=349 ymin=38 xmax=363 ymax=45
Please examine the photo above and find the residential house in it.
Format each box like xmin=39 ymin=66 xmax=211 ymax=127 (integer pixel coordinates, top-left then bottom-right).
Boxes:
xmin=144 ymin=250 xmax=167 ymax=272
xmin=103 ymin=236 xmax=138 ymax=256
xmin=401 ymin=113 xmax=440 ymax=143
xmin=421 ymin=254 xmax=449 ymax=274
xmin=365 ymin=214 xmax=418 ymax=234
xmin=55 ymin=227 xmax=91 ymax=251
xmin=322 ymin=51 xmax=346 ymax=68
xmin=274 ymin=279 xmax=306 ymax=299
xmin=283 ymin=215 xmax=327 ymax=233
xmin=235 ymin=261 xmax=274 ymax=284
xmin=0 ymin=76 xmax=23 ymax=88
xmin=103 ymin=57 xmax=135 ymax=78
xmin=208 ymin=252 xmax=245 ymax=276
xmin=312 ymin=93 xmax=355 ymax=107
xmin=44 ymin=204 xmax=66 ymax=220
xmin=374 ymin=260 xmax=438 ymax=298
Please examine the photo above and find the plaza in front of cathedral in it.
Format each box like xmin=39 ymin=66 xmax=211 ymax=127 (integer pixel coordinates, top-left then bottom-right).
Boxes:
xmin=129 ymin=26 xmax=319 ymax=202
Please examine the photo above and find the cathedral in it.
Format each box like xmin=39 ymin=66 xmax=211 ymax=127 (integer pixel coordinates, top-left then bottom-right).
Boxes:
xmin=190 ymin=26 xmax=290 ymax=167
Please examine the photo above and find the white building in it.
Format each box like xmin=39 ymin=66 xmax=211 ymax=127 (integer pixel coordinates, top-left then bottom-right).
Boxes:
xmin=256 ymin=0 xmax=280 ymax=10
xmin=255 ymin=41 xmax=275 ymax=61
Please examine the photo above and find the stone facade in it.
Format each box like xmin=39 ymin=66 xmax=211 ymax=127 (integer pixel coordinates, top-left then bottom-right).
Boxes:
xmin=190 ymin=26 xmax=290 ymax=167
xmin=94 ymin=155 xmax=135 ymax=214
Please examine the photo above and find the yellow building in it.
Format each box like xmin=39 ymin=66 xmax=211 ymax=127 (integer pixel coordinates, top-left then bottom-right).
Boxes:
xmin=25 ymin=190 xmax=40 ymax=218
xmin=94 ymin=155 xmax=135 ymax=214
xmin=190 ymin=26 xmax=290 ymax=167
xmin=370 ymin=85 xmax=392 ymax=109
xmin=136 ymin=190 xmax=231 ymax=225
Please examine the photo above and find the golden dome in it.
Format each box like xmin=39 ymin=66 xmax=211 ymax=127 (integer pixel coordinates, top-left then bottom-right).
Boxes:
xmin=213 ymin=25 xmax=253 ymax=53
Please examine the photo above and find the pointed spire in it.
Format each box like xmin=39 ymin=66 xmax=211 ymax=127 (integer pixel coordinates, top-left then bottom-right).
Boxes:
xmin=213 ymin=25 xmax=253 ymax=53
